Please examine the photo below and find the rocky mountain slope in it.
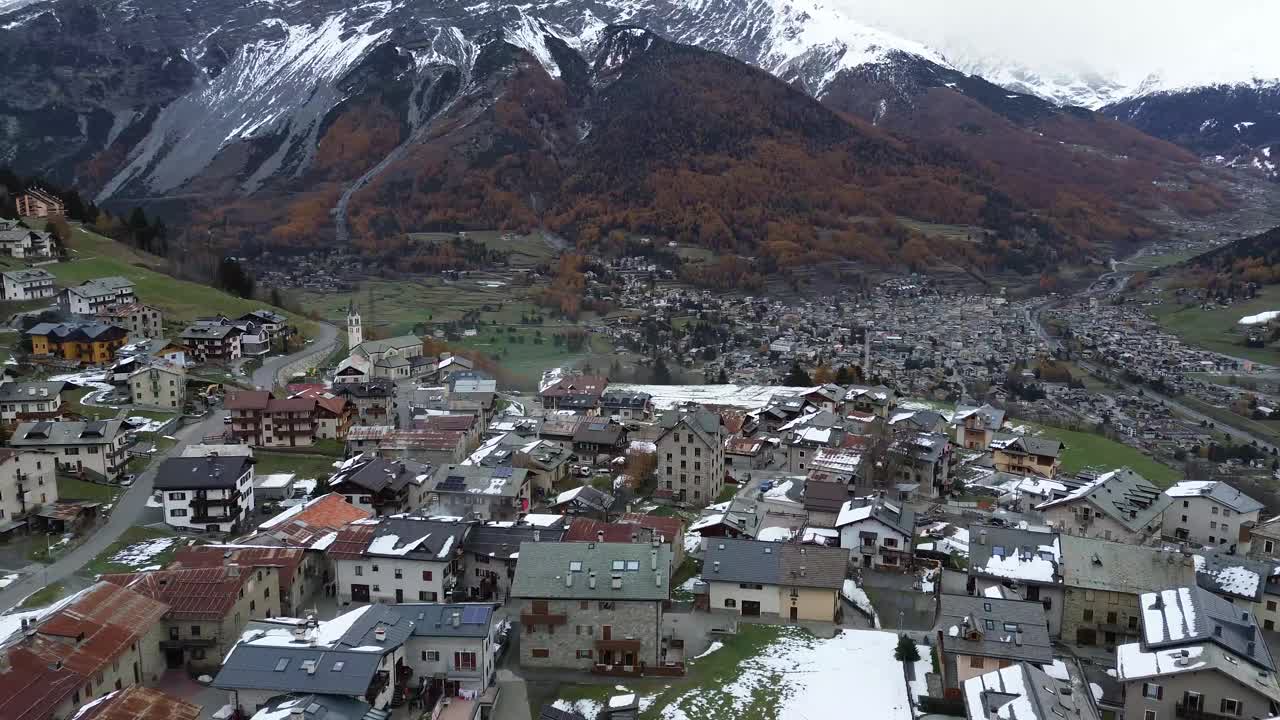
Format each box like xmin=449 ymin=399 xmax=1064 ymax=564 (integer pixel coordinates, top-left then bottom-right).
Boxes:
xmin=0 ymin=0 xmax=1234 ymax=271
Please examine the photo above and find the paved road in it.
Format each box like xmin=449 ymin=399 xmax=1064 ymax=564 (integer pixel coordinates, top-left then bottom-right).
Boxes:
xmin=251 ymin=321 xmax=339 ymax=390
xmin=0 ymin=411 xmax=227 ymax=613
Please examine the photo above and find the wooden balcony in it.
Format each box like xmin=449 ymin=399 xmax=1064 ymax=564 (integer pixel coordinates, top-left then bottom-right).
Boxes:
xmin=520 ymin=611 xmax=567 ymax=626
xmin=595 ymin=638 xmax=642 ymax=652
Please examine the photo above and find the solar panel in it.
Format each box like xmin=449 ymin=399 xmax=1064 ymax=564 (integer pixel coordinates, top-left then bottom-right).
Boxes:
xmin=462 ymin=606 xmax=489 ymax=624
xmin=436 ymin=476 xmax=467 ymax=491
xmin=493 ymin=467 xmax=513 ymax=478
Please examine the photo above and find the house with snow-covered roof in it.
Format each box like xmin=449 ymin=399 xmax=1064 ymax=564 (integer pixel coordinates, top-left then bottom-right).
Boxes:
xmin=935 ymin=593 xmax=1053 ymax=691
xmin=1116 ymin=586 xmax=1280 ymax=720
xmin=963 ymin=662 xmax=1101 ymax=720
xmin=326 ymin=453 xmax=433 ymax=516
xmin=967 ymin=525 xmax=1065 ymax=638
xmin=327 ymin=516 xmax=470 ymax=606
xmin=422 ymin=464 xmax=530 ymax=522
xmin=1163 ymin=480 xmax=1262 ymax=551
xmin=835 ymin=497 xmax=914 ymax=570
xmin=1036 ymin=468 xmax=1171 ymax=544
xmin=953 ymin=403 xmax=1005 ymax=451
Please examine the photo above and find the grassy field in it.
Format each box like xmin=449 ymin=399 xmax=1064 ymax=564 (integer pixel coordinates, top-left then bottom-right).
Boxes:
xmin=254 ymin=451 xmax=340 ymax=481
xmin=1029 ymin=423 xmax=1182 ymax=486
xmin=18 ymin=582 xmax=65 ymax=610
xmin=407 ymin=231 xmax=560 ymax=268
xmin=57 ymin=476 xmax=121 ymax=503
xmin=1174 ymin=395 xmax=1280 ymax=445
xmin=451 ymin=326 xmax=617 ymax=385
xmin=82 ymin=526 xmax=181 ymax=577
xmin=33 ymin=223 xmax=316 ymax=334
xmin=297 ymin=278 xmax=548 ymax=337
xmin=1147 ymin=285 xmax=1280 ymax=366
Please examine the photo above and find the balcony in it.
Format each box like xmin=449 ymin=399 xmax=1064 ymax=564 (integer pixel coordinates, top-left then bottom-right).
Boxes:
xmin=520 ymin=611 xmax=567 ymax=626
xmin=1175 ymin=703 xmax=1235 ymax=720
xmin=595 ymin=638 xmax=642 ymax=652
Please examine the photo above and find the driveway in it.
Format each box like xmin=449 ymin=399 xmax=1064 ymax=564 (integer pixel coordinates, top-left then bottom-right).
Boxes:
xmin=0 ymin=410 xmax=228 ymax=613
xmin=251 ymin=321 xmax=339 ymax=390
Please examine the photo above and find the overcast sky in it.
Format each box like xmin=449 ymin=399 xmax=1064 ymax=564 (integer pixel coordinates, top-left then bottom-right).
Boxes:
xmin=835 ymin=0 xmax=1280 ymax=86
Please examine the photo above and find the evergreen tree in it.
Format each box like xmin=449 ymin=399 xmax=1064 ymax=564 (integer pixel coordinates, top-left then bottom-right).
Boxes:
xmin=652 ymin=355 xmax=672 ymax=384
xmin=217 ymin=257 xmax=255 ymax=299
xmin=783 ymin=360 xmax=812 ymax=387
xmin=716 ymin=368 xmax=728 ymax=383
xmin=893 ymin=634 xmax=920 ymax=663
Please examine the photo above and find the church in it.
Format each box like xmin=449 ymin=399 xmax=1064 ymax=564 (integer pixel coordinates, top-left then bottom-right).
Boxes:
xmin=333 ymin=302 xmax=430 ymax=383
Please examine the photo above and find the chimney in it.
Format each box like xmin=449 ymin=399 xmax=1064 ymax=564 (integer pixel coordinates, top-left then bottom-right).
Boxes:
xmin=610 ymin=574 xmax=623 ymax=589
xmin=589 ymin=572 xmax=597 ymax=589
xmin=452 ymin=612 xmax=461 ymax=628
xmin=533 ymin=530 xmax=540 ymax=542
xmin=290 ymin=708 xmax=306 ymax=719
xmin=1248 ymin=641 xmax=1257 ymax=656
xmin=799 ymin=565 xmax=806 ymax=577
xmin=655 ymin=572 xmax=662 ymax=588
xmin=565 ymin=573 xmax=573 ymax=588
xmin=597 ymin=530 xmax=605 ymax=542
xmin=374 ymin=626 xmax=387 ymax=643
xmin=713 ymin=561 xmax=720 ymax=573
xmin=651 ymin=549 xmax=658 ymax=570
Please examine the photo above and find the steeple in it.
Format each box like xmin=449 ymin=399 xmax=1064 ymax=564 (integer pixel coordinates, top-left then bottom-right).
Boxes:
xmin=347 ymin=301 xmax=362 ymax=349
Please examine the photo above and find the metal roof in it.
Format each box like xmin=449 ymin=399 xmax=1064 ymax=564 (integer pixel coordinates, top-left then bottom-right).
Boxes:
xmin=703 ymin=538 xmax=846 ymax=590
xmin=510 ymin=542 xmax=671 ymax=601
xmin=153 ymin=456 xmax=251 ymax=490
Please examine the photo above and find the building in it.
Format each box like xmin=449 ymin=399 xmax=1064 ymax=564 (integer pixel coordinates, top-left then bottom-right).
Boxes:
xmin=179 ymin=322 xmax=242 ymax=363
xmin=511 ymin=542 xmax=674 ymax=673
xmin=538 ymin=375 xmax=608 ymax=413
xmin=15 ymin=188 xmax=64 ymax=217
xmin=724 ymin=436 xmax=769 ymax=476
xmin=514 ymin=440 xmax=572 ymax=495
xmin=153 ymin=455 xmax=255 ymax=533
xmin=802 ymin=480 xmax=850 ymax=528
xmin=2 ymin=581 xmax=169 ymax=720
xmin=246 ymin=492 xmax=371 ymax=551
xmin=331 ymin=381 xmax=397 ymax=426
xmin=953 ymin=403 xmax=1005 ymax=451
xmin=572 ymin=419 xmax=628 ymax=458
xmin=963 ymin=662 xmax=1101 ymax=720
xmin=0 ymin=381 xmax=68 ymax=423
xmin=374 ymin=429 xmax=467 ymax=466
xmin=328 ymin=516 xmax=470 ymax=605
xmin=935 ymin=594 xmax=1053 ymax=690
xmin=225 ymin=390 xmax=321 ymax=448
xmin=102 ymin=562 xmax=282 ymax=669
xmin=326 ymin=453 xmax=433 ymax=516
xmin=991 ymin=435 xmax=1063 ymax=478
xmin=0 ymin=448 xmax=56 ymax=525
xmin=341 ymin=335 xmax=425 ymax=382
xmin=1060 ymin=535 xmax=1196 ymax=649
xmin=128 ymin=362 xmax=186 ymax=411
xmin=170 ymin=544 xmax=318 ymax=619
xmin=460 ymin=523 xmax=567 ymax=601
xmin=214 ymin=604 xmax=413 ymax=713
xmin=423 ymin=464 xmax=531 ymax=522
xmin=703 ymin=538 xmax=846 ymax=622
xmin=69 ymin=686 xmax=200 ymax=720
xmin=26 ymin=321 xmax=128 ymax=364
xmin=1116 ymin=586 xmax=1280 ymax=720
xmin=0 ymin=220 xmax=53 ymax=259
xmin=97 ymin=303 xmax=163 ymax=339
xmin=967 ymin=525 xmax=1065 ymax=637
xmin=835 ymin=498 xmax=915 ymax=570
xmin=1163 ymin=480 xmax=1262 ymax=550
xmin=600 ymin=390 xmax=652 ymax=421
xmin=1036 ymin=468 xmax=1171 ymax=543
xmin=547 ymin=484 xmax=615 ymax=517
xmin=10 ymin=419 xmax=129 ymax=481
xmin=1 ymin=268 xmax=55 ymax=300
xmin=654 ymin=408 xmax=726 ymax=505
xmin=400 ymin=603 xmax=500 ymax=714
xmin=888 ymin=431 xmax=950 ymax=497
xmin=57 ymin=277 xmax=137 ymax=315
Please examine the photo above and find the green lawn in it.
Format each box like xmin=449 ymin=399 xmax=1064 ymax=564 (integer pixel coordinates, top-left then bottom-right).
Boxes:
xmin=254 ymin=451 xmax=341 ymax=481
xmin=83 ymin=526 xmax=183 ymax=576
xmin=407 ymin=230 xmax=560 ymax=268
xmin=1148 ymin=285 xmax=1280 ymax=366
xmin=127 ymin=435 xmax=177 ymax=473
xmin=18 ymin=582 xmax=65 ymax=610
xmin=63 ymin=387 xmax=108 ymax=419
xmin=1030 ymin=424 xmax=1182 ymax=487
xmin=299 ymin=278 xmax=544 ymax=337
xmin=1174 ymin=395 xmax=1280 ymax=445
xmin=57 ymin=475 xmax=122 ymax=503
xmin=45 ymin=223 xmax=316 ymax=333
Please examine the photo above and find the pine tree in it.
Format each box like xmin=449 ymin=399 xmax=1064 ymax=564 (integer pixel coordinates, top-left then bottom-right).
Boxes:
xmin=652 ymin=355 xmax=672 ymax=384
xmin=893 ymin=634 xmax=920 ymax=663
xmin=783 ymin=360 xmax=812 ymax=387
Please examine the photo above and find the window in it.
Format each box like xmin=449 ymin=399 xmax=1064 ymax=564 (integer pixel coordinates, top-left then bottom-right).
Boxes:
xmin=969 ymin=656 xmax=984 ymax=669
xmin=394 ymin=568 xmax=403 ymax=579
xmin=1210 ymin=521 xmax=1217 ymax=530
xmin=1002 ymin=623 xmax=1019 ymax=632
xmin=1267 ymin=540 xmax=1275 ymax=554
xmin=884 ymin=538 xmax=898 ymax=548
xmin=1219 ymin=698 xmax=1241 ymax=716
xmin=580 ymin=600 xmax=589 ymax=610
xmin=984 ymin=620 xmax=995 ymax=631
xmin=1144 ymin=713 xmax=1156 ymax=720
xmin=739 ymin=583 xmax=764 ymax=590
xmin=170 ymin=509 xmax=188 ymax=517
xmin=354 ymin=566 xmax=363 ymax=576
xmin=1128 ymin=616 xmax=1139 ymax=630
xmin=454 ymin=651 xmax=477 ymax=671
xmin=418 ymin=591 xmax=437 ymax=601
xmin=1212 ymin=506 xmax=1219 ymax=515
xmin=190 ymin=625 xmax=202 ymax=637
xmin=1142 ymin=683 xmax=1162 ymax=700
xmin=167 ymin=492 xmax=186 ymax=501
xmin=1083 ymin=609 xmax=1094 ymax=621
xmin=372 ymin=565 xmax=379 ymax=573
xmin=533 ymin=600 xmax=549 ymax=614
xmin=422 ymin=570 xmax=433 ymax=581
xmin=531 ymin=649 xmax=549 ymax=659
xmin=599 ymin=601 xmax=615 ymax=610
xmin=725 ymin=599 xmax=737 ymax=608
xmin=576 ymin=649 xmax=594 ymax=659
xmin=1107 ymin=612 xmax=1117 ymax=625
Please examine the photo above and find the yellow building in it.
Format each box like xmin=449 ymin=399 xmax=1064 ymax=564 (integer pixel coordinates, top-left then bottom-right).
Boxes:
xmin=991 ymin=435 xmax=1063 ymax=478
xmin=27 ymin=321 xmax=128 ymax=364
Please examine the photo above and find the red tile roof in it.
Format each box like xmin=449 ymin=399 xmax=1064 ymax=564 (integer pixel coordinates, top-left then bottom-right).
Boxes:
xmin=423 ymin=415 xmax=476 ymax=432
xmin=618 ymin=513 xmax=684 ymax=541
xmin=327 ymin=523 xmax=377 ymax=561
xmin=0 ymin=646 xmax=85 ymax=720
xmin=225 ymin=390 xmax=270 ymax=410
xmin=76 ymin=687 xmax=200 ymax=720
xmin=170 ymin=545 xmax=304 ymax=588
xmin=265 ymin=397 xmax=316 ymax=413
xmin=101 ymin=566 xmax=251 ymax=620
xmin=293 ymin=493 xmax=370 ymax=530
xmin=315 ymin=396 xmax=348 ymax=416
xmin=24 ymin=582 xmax=168 ymax=681
xmin=564 ymin=518 xmax=644 ymax=543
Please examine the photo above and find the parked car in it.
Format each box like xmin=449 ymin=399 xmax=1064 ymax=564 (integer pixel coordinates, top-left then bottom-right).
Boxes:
xmin=119 ymin=474 xmax=137 ymax=486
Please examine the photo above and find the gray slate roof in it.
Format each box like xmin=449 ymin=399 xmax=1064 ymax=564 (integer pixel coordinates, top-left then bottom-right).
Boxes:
xmin=154 ymin=456 xmax=252 ymax=490
xmin=11 ymin=419 xmax=123 ymax=447
xmin=967 ymin=525 xmax=1063 ymax=587
xmin=464 ymin=524 xmax=566 ymax=560
xmin=367 ymin=517 xmax=470 ymax=561
xmin=965 ymin=663 xmax=1100 ymax=720
xmin=252 ymin=694 xmax=376 ymax=720
xmin=1036 ymin=467 xmax=1171 ymax=533
xmin=937 ymin=594 xmax=1053 ymax=665
xmin=0 ymin=381 xmax=67 ymax=402
xmin=1141 ymin=585 xmax=1275 ymax=671
xmin=399 ymin=603 xmax=494 ymax=638
xmin=510 ymin=542 xmax=671 ymax=601
xmin=1060 ymin=535 xmax=1196 ymax=595
xmin=703 ymin=537 xmax=846 ymax=590
xmin=1166 ymin=481 xmax=1264 ymax=514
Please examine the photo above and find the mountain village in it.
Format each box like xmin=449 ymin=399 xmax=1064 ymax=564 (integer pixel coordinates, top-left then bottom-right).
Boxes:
xmin=0 ymin=198 xmax=1275 ymax=720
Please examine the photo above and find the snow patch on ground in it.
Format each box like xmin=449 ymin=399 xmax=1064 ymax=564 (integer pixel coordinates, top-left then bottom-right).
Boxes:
xmin=842 ymin=579 xmax=881 ymax=628
xmin=108 ymin=537 xmax=178 ymax=569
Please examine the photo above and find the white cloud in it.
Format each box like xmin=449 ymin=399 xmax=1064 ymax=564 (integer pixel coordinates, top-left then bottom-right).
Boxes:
xmin=832 ymin=0 xmax=1280 ymax=89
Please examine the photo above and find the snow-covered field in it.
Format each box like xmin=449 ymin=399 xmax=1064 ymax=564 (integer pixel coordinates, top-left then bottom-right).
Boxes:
xmin=557 ymin=627 xmax=927 ymax=720
xmin=108 ymin=537 xmax=178 ymax=568
xmin=609 ymin=384 xmax=814 ymax=410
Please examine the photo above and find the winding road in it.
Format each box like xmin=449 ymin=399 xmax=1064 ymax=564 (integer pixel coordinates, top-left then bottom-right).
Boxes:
xmin=0 ymin=323 xmax=341 ymax=614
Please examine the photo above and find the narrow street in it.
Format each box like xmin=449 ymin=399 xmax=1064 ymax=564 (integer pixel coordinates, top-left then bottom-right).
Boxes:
xmin=252 ymin=321 xmax=339 ymax=389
